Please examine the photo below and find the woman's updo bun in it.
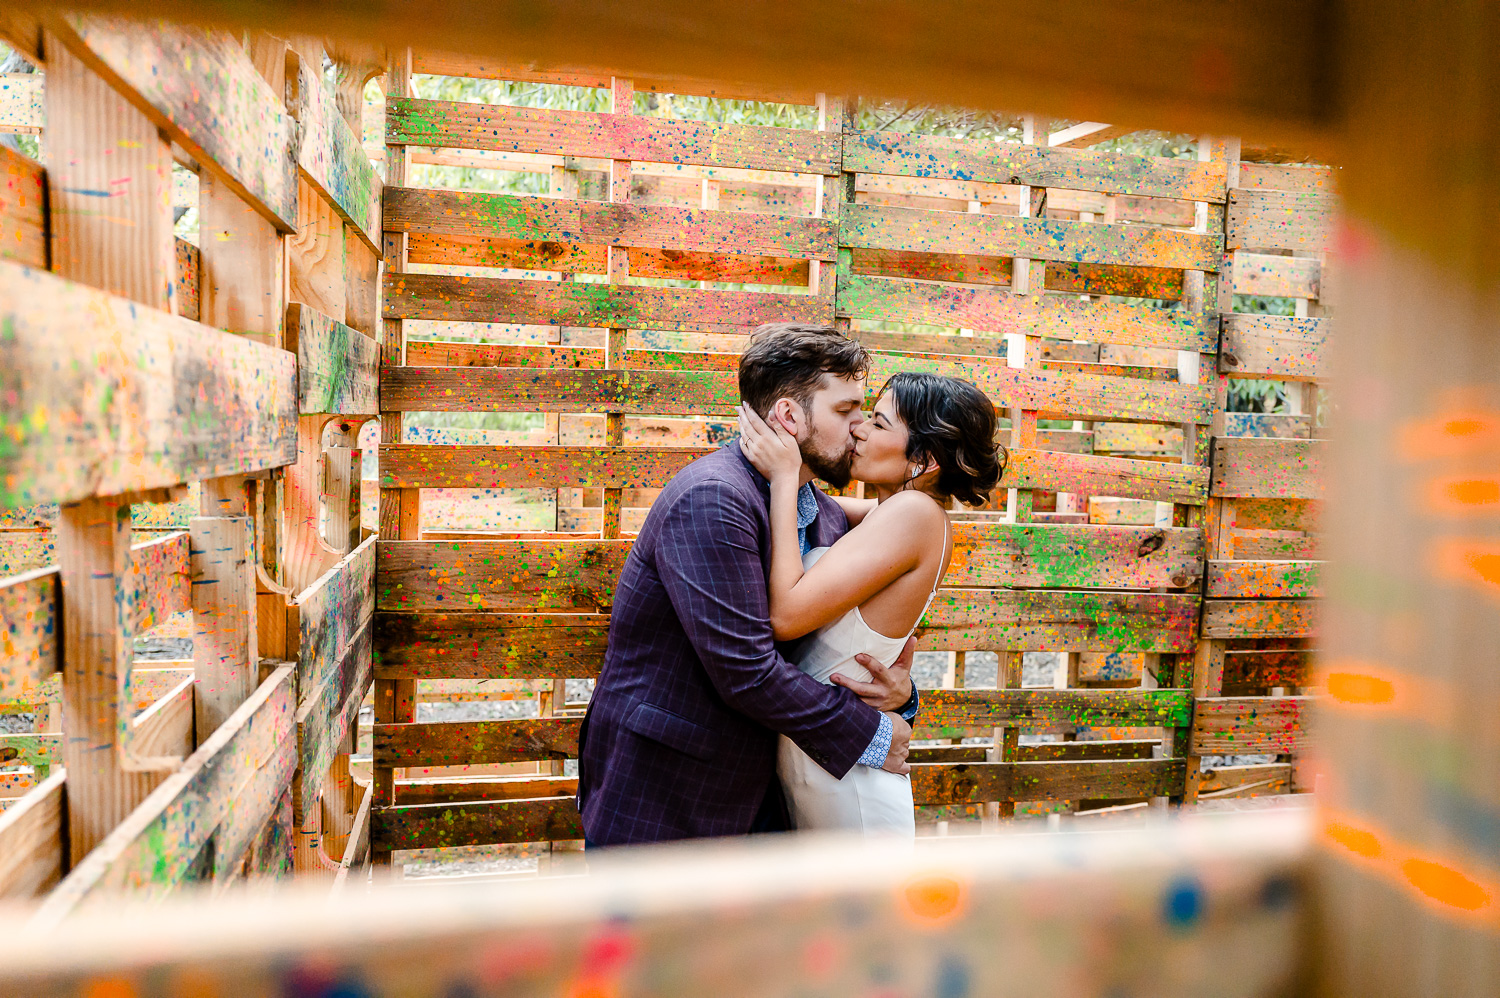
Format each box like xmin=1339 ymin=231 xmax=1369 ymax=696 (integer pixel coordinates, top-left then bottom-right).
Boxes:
xmin=881 ymin=371 xmax=1005 ymax=508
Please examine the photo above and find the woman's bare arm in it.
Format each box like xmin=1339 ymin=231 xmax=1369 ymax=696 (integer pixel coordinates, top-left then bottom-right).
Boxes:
xmin=831 ymin=495 xmax=878 ymax=526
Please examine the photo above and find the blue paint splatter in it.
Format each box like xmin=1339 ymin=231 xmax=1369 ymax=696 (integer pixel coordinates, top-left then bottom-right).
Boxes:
xmin=936 ymin=954 xmax=972 ymax=998
xmin=1163 ymin=877 xmax=1202 ymax=928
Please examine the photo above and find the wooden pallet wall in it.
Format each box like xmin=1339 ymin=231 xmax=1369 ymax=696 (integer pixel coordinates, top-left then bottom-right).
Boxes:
xmin=368 ymin=52 xmax=1336 ymax=870
xmin=0 ymin=18 xmax=380 ymax=905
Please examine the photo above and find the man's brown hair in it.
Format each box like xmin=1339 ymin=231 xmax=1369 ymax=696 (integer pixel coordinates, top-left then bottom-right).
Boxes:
xmin=737 ymin=323 xmax=869 ymax=417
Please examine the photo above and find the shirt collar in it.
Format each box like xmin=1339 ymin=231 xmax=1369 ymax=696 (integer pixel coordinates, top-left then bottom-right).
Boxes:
xmin=732 ymin=442 xmax=821 ymax=528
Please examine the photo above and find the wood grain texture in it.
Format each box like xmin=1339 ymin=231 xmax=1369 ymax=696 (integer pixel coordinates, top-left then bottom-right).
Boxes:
xmin=0 ymin=263 xmax=298 ymax=507
xmin=0 ymin=770 xmax=64 ymax=899
xmin=914 ymin=689 xmax=1191 ymax=736
xmin=944 ymin=522 xmax=1203 ymax=589
xmin=910 ymin=759 xmax=1185 ymax=804
xmin=845 ymin=130 xmax=1227 ymax=202
xmin=292 ymin=54 xmax=381 ymax=248
xmin=1226 ymin=188 xmax=1334 ymax=252
xmin=375 ymin=717 xmax=581 ymax=767
xmin=917 ymin=590 xmax=1199 ymax=654
xmin=377 ymin=539 xmax=629 ymax=612
xmin=289 ymin=176 xmax=347 ymax=322
xmin=287 ymin=303 xmax=380 ymax=415
xmin=292 ymin=534 xmax=377 ymax=706
xmin=1211 ymin=438 xmax=1324 ymax=499
xmin=1237 ymin=163 xmax=1335 ymax=194
xmin=197 ymin=170 xmax=281 ymax=341
xmin=373 ymin=613 xmax=608 ymax=680
xmin=173 ymin=238 xmax=200 ymax=323
xmin=0 ymin=569 xmax=60 ymax=701
xmin=387 ymin=97 xmax=840 ymax=175
xmin=1202 ymin=599 xmax=1318 ymax=639
xmin=52 ymin=16 xmax=298 ymax=230
xmin=1206 ymin=560 xmax=1322 ymax=598
xmin=0 ymin=145 xmax=45 ymax=268
xmin=1191 ymin=696 xmax=1310 ymax=754
xmin=1231 ymin=251 xmax=1320 ymax=299
xmin=838 ymin=273 xmax=1213 ymax=352
xmin=33 ymin=667 xmax=297 ymax=921
xmin=1003 ymin=448 xmax=1210 ymax=505
xmin=383 ymin=272 xmax=831 ymax=333
xmin=403 ymin=340 xmax=738 ymax=371
xmin=380 ymin=365 xmax=739 ymax=415
xmin=1220 ymin=314 xmax=1329 ymax=381
xmin=378 ymin=446 xmax=712 ymax=490
xmin=371 ymin=795 xmax=582 ymax=850
xmin=189 ymin=517 xmax=256 ymax=748
xmin=294 ymin=621 xmax=372 ymax=828
xmin=842 ymin=202 xmax=1222 ymax=271
xmin=384 ymin=186 xmax=835 ymax=259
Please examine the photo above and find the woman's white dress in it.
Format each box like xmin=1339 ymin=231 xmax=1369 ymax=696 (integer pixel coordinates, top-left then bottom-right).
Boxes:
xmin=777 ymin=545 xmax=942 ymax=839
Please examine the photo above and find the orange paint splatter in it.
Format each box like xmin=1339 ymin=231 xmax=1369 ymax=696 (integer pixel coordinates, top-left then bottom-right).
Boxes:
xmin=1401 ymin=857 xmax=1492 ymax=912
xmin=1430 ymin=538 xmax=1500 ymax=596
xmin=1324 ymin=819 xmax=1382 ymax=859
xmin=1326 ymin=671 xmax=1396 ymax=705
xmin=901 ymin=874 xmax=966 ymax=925
xmin=83 ymin=980 xmax=137 ymax=998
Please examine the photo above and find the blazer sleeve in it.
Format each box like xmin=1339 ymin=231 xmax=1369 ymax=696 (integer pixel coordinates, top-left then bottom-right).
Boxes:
xmin=653 ymin=479 xmax=883 ymax=779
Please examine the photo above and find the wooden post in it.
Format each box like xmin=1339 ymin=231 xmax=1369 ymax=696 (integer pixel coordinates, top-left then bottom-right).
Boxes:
xmin=601 ymin=76 xmax=634 ymax=541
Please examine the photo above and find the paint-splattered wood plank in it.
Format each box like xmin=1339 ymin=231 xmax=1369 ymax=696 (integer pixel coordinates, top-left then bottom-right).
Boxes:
xmin=53 ymin=16 xmax=298 ymax=230
xmin=173 ymin=238 xmax=199 ymax=323
xmin=850 ymin=248 xmax=1187 ymax=300
xmin=844 ymin=130 xmax=1228 ymax=202
xmin=0 ymin=772 xmax=35 ymax=798
xmin=1233 ymin=532 xmax=1320 ymax=561
xmin=1045 ymin=260 xmax=1185 ymax=300
xmin=379 ymin=366 xmax=740 ymax=415
xmin=0 ymin=145 xmax=45 ymax=269
xmin=0 ymin=568 xmax=57 ymax=701
xmin=371 ymin=796 xmax=583 ymax=850
xmin=918 ymin=589 xmax=1199 ymax=653
xmin=839 ymin=274 xmax=1213 ymax=352
xmin=373 ymin=613 xmax=608 ymax=680
xmin=379 ymin=446 xmax=713 ymax=491
xmin=378 ymin=539 xmax=631 ymax=612
xmin=1196 ymin=763 xmax=1295 ymax=798
xmin=1222 ymin=413 xmax=1313 ymax=439
xmin=1211 ymin=438 xmax=1324 ymax=499
xmin=0 ymin=532 xmax=53 ymax=576
xmin=0 ymin=733 xmax=58 ymax=774
xmin=383 ymin=272 xmax=831 ymax=333
xmin=0 ymin=769 xmax=64 ymax=900
xmin=294 ymin=622 xmax=372 ymax=828
xmin=912 ymin=741 xmax=1161 ymax=765
xmin=914 ymin=689 xmax=1192 ymax=734
xmin=291 ymin=535 xmax=376 ymax=706
xmin=1226 ymin=188 xmax=1335 ymax=253
xmin=1223 ymin=651 xmax=1312 ymax=693
xmin=403 ymin=340 xmax=739 ymax=371
xmin=384 ymin=187 xmax=835 ymax=260
xmin=0 ymin=73 xmax=42 ymax=133
xmin=127 ymin=531 xmax=190 ymax=632
xmin=0 ymin=808 xmax=1313 ymax=994
xmin=286 ymin=304 xmax=380 ymax=415
xmin=946 ymin=522 xmax=1201 ymax=589
xmin=395 ymin=775 xmax=579 ymax=807
xmin=911 ymin=759 xmax=1186 ymax=804
xmin=1003 ymin=448 xmax=1210 ymax=505
xmin=386 ymin=97 xmax=840 ymax=175
xmin=1220 ymin=314 xmax=1329 ymax=381
xmin=1207 ymin=560 xmax=1323 ymax=599
xmin=1237 ymin=163 xmax=1336 ymax=195
xmin=1191 ymin=696 xmax=1310 ymax=754
xmin=854 ymin=329 xmax=1006 ymax=360
xmin=3 ymin=667 xmax=192 ymax=717
xmin=409 ymin=50 xmax=820 ymax=105
xmin=1201 ymin=599 xmax=1318 ymax=639
xmin=0 ymin=263 xmax=298 ymax=508
xmin=842 ymin=203 xmax=1222 ymax=271
xmin=291 ymin=56 xmax=381 ymax=249
xmin=1233 ymin=498 xmax=1321 ymax=532
xmin=375 ymin=717 xmax=581 ymax=767
xmin=32 ymin=667 xmax=296 ymax=916
xmin=407 ymin=232 xmax=810 ymax=286
xmin=1231 ymin=252 xmax=1320 ymax=301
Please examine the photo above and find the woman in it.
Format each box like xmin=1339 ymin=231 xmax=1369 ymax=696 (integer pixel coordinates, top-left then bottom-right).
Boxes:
xmin=737 ymin=371 xmax=1004 ymax=837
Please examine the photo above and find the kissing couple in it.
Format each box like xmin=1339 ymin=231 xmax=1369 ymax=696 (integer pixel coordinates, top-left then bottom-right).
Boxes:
xmin=578 ymin=323 xmax=1005 ymax=845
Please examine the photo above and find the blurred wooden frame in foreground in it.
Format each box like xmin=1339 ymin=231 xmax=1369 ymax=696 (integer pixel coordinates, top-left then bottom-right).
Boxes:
xmin=0 ymin=808 xmax=1313 ymax=997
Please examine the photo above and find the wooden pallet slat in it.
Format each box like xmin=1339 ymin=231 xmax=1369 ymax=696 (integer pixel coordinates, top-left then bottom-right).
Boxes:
xmin=291 ymin=535 xmax=377 ymax=705
xmin=1206 ymin=560 xmax=1322 ymax=598
xmin=1211 ymin=438 xmax=1324 ymax=499
xmin=379 ymin=365 xmax=740 ymax=415
xmin=1191 ymin=696 xmax=1310 ymax=754
xmin=378 ymin=445 xmax=714 ymax=490
xmin=287 ymin=304 xmax=380 ymax=415
xmin=386 ymin=97 xmax=841 ymax=174
xmin=375 ymin=717 xmax=581 ymax=767
xmin=372 ymin=795 xmax=583 ymax=850
xmin=0 ymin=146 xmax=45 ymax=269
xmin=373 ymin=612 xmax=610 ymax=680
xmin=915 ymin=688 xmax=1193 ymax=734
xmin=910 ymin=758 xmax=1186 ymax=804
xmin=918 ymin=589 xmax=1199 ymax=654
xmin=841 ymin=202 xmax=1223 ymax=271
xmin=377 ymin=539 xmax=631 ymax=612
xmin=1220 ymin=314 xmax=1330 ymax=381
xmin=1226 ymin=188 xmax=1335 ymax=252
xmin=845 ymin=130 xmax=1229 ymax=202
xmin=0 ymin=770 xmax=65 ymax=899
xmin=1003 ymin=449 xmax=1210 ymax=506
xmin=52 ymin=15 xmax=299 ymax=230
xmin=1201 ymin=599 xmax=1318 ymax=639
xmin=291 ymin=53 xmax=382 ymax=248
xmin=0 ymin=263 xmax=298 ymax=508
xmin=294 ymin=622 xmax=373 ymax=828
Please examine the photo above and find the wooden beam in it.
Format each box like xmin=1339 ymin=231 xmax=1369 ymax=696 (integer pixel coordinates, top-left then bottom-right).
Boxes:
xmin=910 ymin=759 xmax=1185 ymax=804
xmin=0 ymin=770 xmax=65 ymax=899
xmin=290 ymin=48 xmax=382 ymax=249
xmin=1201 ymin=599 xmax=1318 ymax=639
xmin=286 ymin=304 xmax=381 ymax=415
xmin=1211 ymin=438 xmax=1324 ymax=499
xmin=1219 ymin=314 xmax=1329 ymax=381
xmin=0 ymin=262 xmax=299 ymax=508
xmin=0 ymin=145 xmax=45 ymax=268
xmin=372 ymin=613 xmax=608 ymax=680
xmin=1191 ymin=695 xmax=1310 ymax=754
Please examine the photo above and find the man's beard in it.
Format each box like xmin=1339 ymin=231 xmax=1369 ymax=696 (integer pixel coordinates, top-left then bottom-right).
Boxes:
xmin=801 ymin=436 xmax=854 ymax=489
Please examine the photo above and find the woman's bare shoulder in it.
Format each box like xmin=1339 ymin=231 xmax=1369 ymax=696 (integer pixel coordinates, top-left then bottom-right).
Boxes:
xmin=856 ymin=490 xmax=949 ymax=539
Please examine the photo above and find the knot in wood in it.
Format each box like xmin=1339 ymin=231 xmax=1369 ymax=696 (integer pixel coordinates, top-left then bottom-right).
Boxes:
xmin=1137 ymin=530 xmax=1166 ymax=558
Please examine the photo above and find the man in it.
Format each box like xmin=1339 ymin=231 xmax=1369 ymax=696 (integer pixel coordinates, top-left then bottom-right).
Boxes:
xmin=577 ymin=324 xmax=920 ymax=845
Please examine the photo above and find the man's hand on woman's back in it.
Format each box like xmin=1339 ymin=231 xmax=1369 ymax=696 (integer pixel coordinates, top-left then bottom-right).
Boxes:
xmin=835 ymin=636 xmax=918 ymax=711
xmin=881 ymin=712 xmax=912 ymax=774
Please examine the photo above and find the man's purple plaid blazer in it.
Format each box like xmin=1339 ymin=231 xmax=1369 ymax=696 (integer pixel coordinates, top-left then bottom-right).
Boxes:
xmin=576 ymin=442 xmax=884 ymax=845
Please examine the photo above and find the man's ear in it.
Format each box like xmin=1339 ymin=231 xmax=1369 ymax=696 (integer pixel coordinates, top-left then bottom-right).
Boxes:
xmin=771 ymin=397 xmax=806 ymax=437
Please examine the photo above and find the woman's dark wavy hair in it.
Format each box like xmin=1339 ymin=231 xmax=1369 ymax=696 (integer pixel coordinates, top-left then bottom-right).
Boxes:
xmin=880 ymin=372 xmax=1005 ymax=508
